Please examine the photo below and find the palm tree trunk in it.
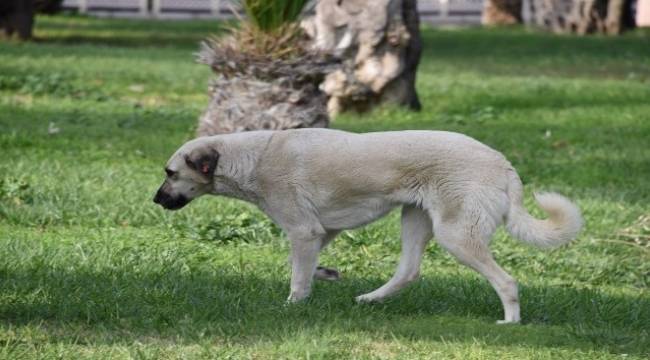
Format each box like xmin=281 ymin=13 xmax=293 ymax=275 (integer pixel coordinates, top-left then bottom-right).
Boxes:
xmin=305 ymin=0 xmax=422 ymax=116
xmin=605 ymin=0 xmax=625 ymax=34
xmin=197 ymin=0 xmax=423 ymax=137
xmin=482 ymin=0 xmax=523 ymax=25
xmin=525 ymin=0 xmax=632 ymax=34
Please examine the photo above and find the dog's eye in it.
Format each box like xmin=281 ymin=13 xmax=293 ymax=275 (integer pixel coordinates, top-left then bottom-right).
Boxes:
xmin=165 ymin=168 xmax=176 ymax=177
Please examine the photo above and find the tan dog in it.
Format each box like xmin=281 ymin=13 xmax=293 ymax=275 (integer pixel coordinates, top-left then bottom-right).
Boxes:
xmin=154 ymin=129 xmax=582 ymax=323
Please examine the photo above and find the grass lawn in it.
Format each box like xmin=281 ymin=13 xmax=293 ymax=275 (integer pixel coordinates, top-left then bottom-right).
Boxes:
xmin=1 ymin=15 xmax=649 ymax=359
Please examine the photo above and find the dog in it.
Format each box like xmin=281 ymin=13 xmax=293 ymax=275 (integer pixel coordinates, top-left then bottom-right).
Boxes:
xmin=154 ymin=128 xmax=582 ymax=323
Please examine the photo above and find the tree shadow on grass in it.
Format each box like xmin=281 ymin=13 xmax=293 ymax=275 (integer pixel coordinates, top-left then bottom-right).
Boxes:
xmin=419 ymin=27 xmax=650 ymax=79
xmin=33 ymin=33 xmax=210 ymax=49
xmin=0 ymin=267 xmax=647 ymax=356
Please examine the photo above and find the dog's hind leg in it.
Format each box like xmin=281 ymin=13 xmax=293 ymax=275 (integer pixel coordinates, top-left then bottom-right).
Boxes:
xmin=356 ymin=205 xmax=432 ymax=302
xmin=434 ymin=211 xmax=521 ymax=324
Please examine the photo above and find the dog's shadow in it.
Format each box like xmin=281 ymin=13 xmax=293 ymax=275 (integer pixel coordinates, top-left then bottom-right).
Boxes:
xmin=1 ymin=266 xmax=647 ymax=356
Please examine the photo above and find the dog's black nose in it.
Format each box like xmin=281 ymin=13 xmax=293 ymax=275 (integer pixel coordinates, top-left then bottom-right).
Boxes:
xmin=153 ymin=189 xmax=163 ymax=204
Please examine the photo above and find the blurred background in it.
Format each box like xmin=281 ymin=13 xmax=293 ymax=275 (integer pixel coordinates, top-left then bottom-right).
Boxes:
xmin=2 ymin=0 xmax=649 ymax=37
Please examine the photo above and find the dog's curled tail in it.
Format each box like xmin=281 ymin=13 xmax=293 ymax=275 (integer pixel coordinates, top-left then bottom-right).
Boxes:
xmin=505 ymin=171 xmax=583 ymax=249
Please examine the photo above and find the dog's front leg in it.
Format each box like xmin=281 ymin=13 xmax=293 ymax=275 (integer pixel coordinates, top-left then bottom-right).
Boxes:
xmin=286 ymin=228 xmax=325 ymax=303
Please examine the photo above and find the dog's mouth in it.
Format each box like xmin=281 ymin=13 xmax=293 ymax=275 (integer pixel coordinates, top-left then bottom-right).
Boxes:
xmin=163 ymin=198 xmax=188 ymax=210
xmin=153 ymin=191 xmax=189 ymax=211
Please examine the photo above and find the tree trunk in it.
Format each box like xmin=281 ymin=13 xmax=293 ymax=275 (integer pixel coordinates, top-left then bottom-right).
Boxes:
xmin=197 ymin=0 xmax=423 ymax=137
xmin=196 ymin=75 xmax=331 ymax=136
xmin=1 ymin=0 xmax=35 ymax=40
xmin=302 ymin=0 xmax=422 ymax=116
xmin=196 ymin=46 xmax=335 ymax=136
xmin=482 ymin=0 xmax=523 ymax=25
xmin=398 ymin=0 xmax=422 ymax=111
xmin=638 ymin=0 xmax=650 ymax=27
xmin=524 ymin=0 xmax=633 ymax=34
xmin=604 ymin=0 xmax=625 ymax=34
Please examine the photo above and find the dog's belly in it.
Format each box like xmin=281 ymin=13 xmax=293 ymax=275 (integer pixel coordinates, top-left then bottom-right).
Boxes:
xmin=317 ymin=197 xmax=397 ymax=230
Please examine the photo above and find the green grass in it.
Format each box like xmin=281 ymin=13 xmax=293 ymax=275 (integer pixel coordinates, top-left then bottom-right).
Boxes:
xmin=1 ymin=15 xmax=649 ymax=359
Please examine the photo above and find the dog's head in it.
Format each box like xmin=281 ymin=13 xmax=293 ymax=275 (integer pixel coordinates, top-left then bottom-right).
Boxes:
xmin=153 ymin=139 xmax=219 ymax=210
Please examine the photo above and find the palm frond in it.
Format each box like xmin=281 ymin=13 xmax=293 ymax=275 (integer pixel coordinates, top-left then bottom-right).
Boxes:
xmin=240 ymin=0 xmax=310 ymax=32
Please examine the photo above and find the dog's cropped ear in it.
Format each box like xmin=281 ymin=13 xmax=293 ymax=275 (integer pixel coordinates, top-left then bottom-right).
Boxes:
xmin=185 ymin=146 xmax=219 ymax=178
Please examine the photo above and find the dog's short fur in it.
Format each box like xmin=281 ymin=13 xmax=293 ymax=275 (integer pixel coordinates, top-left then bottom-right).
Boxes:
xmin=154 ymin=129 xmax=583 ymax=323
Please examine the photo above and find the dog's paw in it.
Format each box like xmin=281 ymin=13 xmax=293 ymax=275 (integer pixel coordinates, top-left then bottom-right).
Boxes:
xmin=286 ymin=290 xmax=310 ymax=304
xmin=314 ymin=266 xmax=340 ymax=281
xmin=496 ymin=319 xmax=520 ymax=325
xmin=355 ymin=294 xmax=380 ymax=303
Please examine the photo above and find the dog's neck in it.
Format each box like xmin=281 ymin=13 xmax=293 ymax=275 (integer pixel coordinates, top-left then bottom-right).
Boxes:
xmin=210 ymin=132 xmax=272 ymax=203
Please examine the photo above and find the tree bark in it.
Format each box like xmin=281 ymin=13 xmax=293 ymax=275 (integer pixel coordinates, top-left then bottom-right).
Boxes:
xmin=482 ymin=0 xmax=523 ymax=25
xmin=195 ymin=44 xmax=335 ymax=136
xmin=524 ymin=0 xmax=632 ymax=34
xmin=399 ymin=0 xmax=422 ymax=111
xmin=196 ymin=76 xmax=330 ymax=136
xmin=196 ymin=0 xmax=423 ymax=137
xmin=303 ymin=0 xmax=422 ymax=116
xmin=605 ymin=0 xmax=625 ymax=34
xmin=1 ymin=0 xmax=35 ymax=40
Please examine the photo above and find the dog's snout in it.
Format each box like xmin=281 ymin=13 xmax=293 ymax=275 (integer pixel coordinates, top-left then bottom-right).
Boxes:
xmin=153 ymin=186 xmax=189 ymax=210
xmin=153 ymin=188 xmax=166 ymax=204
